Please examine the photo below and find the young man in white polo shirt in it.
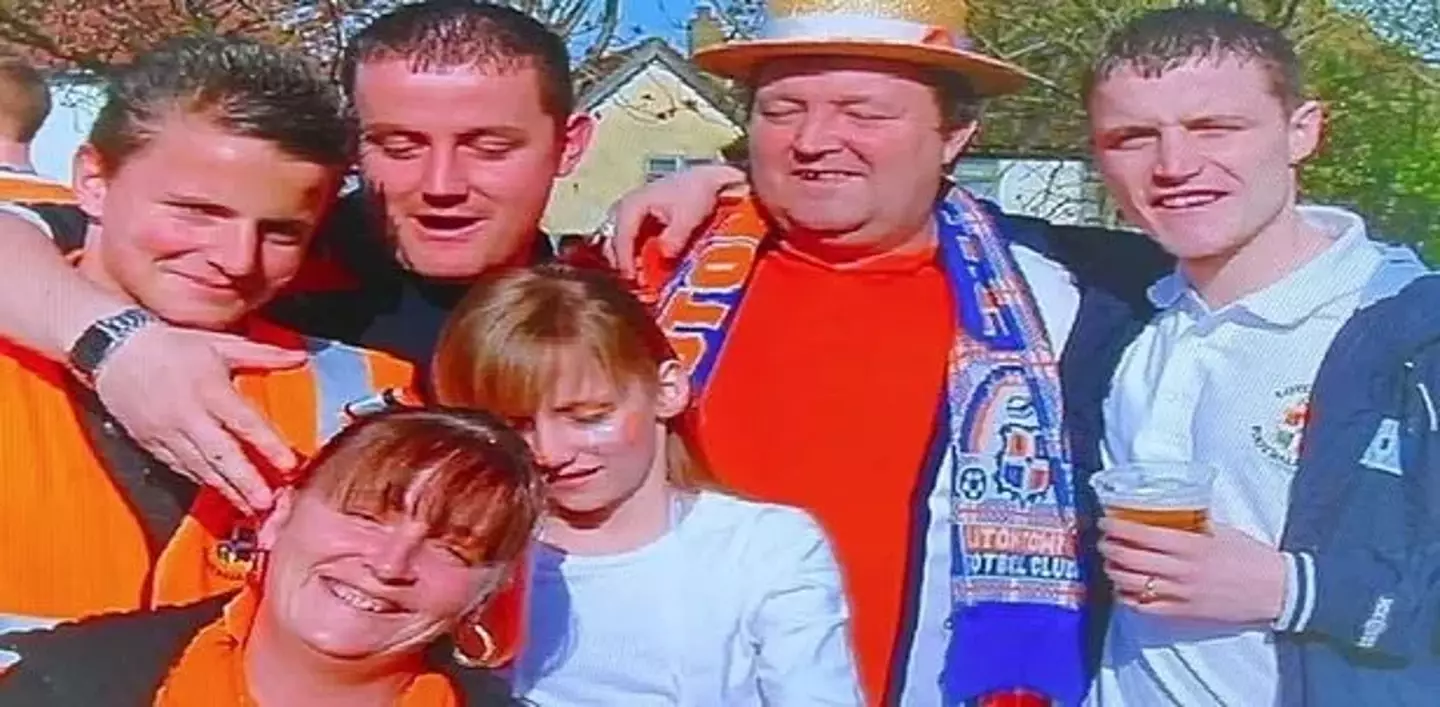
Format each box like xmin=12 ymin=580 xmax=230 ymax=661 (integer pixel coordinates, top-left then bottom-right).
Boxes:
xmin=1064 ymin=7 xmax=1440 ymax=706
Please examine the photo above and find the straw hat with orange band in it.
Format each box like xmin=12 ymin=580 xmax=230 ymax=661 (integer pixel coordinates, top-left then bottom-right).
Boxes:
xmin=693 ymin=0 xmax=1037 ymax=95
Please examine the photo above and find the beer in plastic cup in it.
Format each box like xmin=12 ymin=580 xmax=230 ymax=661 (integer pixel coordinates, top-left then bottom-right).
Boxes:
xmin=1089 ymin=461 xmax=1216 ymax=533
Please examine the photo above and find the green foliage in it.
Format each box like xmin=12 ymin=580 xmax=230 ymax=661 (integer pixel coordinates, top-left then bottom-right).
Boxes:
xmin=1298 ymin=13 xmax=1440 ymax=252
xmin=960 ymin=0 xmax=1437 ymax=247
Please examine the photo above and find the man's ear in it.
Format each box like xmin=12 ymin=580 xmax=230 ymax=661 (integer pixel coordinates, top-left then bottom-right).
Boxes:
xmin=654 ymin=359 xmax=691 ymax=421
xmin=942 ymin=120 xmax=981 ymax=166
xmin=72 ymin=144 xmax=109 ymax=223
xmin=556 ymin=112 xmax=595 ymax=178
xmin=1287 ymin=99 xmax=1324 ymax=165
xmin=257 ymin=487 xmax=298 ymax=551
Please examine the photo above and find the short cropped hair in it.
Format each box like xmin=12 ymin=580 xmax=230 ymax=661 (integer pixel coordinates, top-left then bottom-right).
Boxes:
xmin=0 ymin=55 xmax=51 ymax=143
xmin=341 ymin=0 xmax=574 ymax=122
xmin=88 ymin=36 xmax=350 ymax=175
xmin=1084 ymin=6 xmax=1303 ymax=111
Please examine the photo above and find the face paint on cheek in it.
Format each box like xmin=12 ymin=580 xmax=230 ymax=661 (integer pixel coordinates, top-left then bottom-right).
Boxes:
xmin=576 ymin=418 xmax=623 ymax=448
xmin=576 ymin=407 xmax=655 ymax=449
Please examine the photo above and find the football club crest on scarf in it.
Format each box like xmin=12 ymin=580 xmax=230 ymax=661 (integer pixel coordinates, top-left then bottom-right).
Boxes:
xmin=935 ymin=189 xmax=1084 ymax=704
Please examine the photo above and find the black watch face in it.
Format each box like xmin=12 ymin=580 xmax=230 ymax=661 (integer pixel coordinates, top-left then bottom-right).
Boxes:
xmin=69 ymin=309 xmax=155 ymax=377
xmin=71 ymin=326 xmax=113 ymax=374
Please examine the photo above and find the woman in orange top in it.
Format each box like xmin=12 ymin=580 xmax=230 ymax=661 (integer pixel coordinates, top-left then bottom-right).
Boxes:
xmin=0 ymin=408 xmax=543 ymax=707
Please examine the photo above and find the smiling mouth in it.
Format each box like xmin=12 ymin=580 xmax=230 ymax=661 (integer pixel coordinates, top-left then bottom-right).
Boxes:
xmin=547 ymin=467 xmax=600 ymax=484
xmin=321 ymin=576 xmax=403 ymax=614
xmin=793 ymin=169 xmax=859 ymax=182
xmin=179 ymin=275 xmax=239 ymax=295
xmin=1152 ymin=191 xmax=1225 ymax=209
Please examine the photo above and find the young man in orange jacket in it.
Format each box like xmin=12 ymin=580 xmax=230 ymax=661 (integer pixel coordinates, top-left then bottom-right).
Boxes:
xmin=0 ymin=36 xmax=410 ymax=626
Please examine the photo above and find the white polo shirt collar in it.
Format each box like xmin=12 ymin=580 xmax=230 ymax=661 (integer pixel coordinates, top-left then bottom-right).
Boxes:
xmin=1145 ymin=205 xmax=1377 ymax=329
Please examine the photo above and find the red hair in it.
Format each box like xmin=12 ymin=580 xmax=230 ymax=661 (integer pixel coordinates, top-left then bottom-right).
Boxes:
xmin=299 ymin=407 xmax=544 ymax=564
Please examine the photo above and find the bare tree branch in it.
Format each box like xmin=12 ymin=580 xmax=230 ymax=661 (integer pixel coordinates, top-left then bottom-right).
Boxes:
xmin=579 ymin=0 xmax=621 ymax=65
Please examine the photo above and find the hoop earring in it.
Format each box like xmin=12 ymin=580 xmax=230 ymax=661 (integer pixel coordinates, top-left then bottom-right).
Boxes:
xmin=452 ymin=620 xmax=500 ymax=668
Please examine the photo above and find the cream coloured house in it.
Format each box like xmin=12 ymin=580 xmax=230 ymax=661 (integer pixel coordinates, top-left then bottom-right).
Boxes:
xmin=542 ymin=37 xmax=745 ymax=236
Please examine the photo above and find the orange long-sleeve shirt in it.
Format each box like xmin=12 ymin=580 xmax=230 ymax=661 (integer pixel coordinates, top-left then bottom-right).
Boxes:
xmin=694 ymin=241 xmax=955 ymax=703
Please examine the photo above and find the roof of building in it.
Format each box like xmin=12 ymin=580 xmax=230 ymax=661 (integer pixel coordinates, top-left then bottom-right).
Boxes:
xmin=574 ymin=37 xmax=745 ymax=126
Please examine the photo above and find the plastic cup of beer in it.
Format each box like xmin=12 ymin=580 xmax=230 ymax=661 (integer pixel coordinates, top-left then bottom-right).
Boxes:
xmin=1090 ymin=461 xmax=1216 ymax=533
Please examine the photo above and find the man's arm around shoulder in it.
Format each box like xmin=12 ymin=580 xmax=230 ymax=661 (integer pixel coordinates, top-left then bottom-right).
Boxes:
xmin=0 ymin=208 xmax=131 ymax=358
xmin=1011 ymin=212 xmax=1173 ymax=306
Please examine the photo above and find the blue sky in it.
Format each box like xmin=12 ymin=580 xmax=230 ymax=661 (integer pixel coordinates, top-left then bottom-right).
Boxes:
xmin=34 ymin=90 xmax=100 ymax=182
xmin=615 ymin=0 xmax=702 ymax=48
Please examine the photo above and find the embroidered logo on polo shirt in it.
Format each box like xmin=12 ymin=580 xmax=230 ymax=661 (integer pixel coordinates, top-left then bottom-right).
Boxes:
xmin=1251 ymin=384 xmax=1311 ymax=468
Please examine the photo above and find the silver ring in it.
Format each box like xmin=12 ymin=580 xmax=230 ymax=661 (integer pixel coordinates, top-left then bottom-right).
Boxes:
xmin=1141 ymin=575 xmax=1158 ymax=603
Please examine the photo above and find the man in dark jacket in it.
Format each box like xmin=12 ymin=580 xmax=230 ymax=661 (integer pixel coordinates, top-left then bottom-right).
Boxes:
xmin=1062 ymin=8 xmax=1440 ymax=705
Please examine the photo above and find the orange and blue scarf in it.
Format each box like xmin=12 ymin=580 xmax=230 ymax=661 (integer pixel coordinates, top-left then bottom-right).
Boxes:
xmin=653 ymin=184 xmax=1086 ymax=704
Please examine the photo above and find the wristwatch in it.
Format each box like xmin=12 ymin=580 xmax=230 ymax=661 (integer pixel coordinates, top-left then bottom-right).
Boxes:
xmin=67 ymin=306 xmax=160 ymax=388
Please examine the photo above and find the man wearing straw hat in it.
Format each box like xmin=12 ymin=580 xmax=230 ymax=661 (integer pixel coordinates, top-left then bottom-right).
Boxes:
xmin=609 ymin=0 xmax=1166 ymax=704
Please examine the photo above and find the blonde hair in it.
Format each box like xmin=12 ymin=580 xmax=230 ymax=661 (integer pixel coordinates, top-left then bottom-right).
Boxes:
xmin=433 ymin=264 xmax=715 ymax=490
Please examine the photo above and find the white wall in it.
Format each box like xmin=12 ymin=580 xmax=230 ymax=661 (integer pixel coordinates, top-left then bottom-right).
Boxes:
xmin=955 ymin=156 xmax=1109 ymax=226
xmin=33 ymin=82 xmax=103 ymax=183
xmin=994 ymin=159 xmax=1102 ymax=226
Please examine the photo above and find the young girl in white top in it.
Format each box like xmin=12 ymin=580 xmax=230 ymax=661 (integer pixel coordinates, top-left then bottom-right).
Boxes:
xmin=433 ymin=264 xmax=862 ymax=706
